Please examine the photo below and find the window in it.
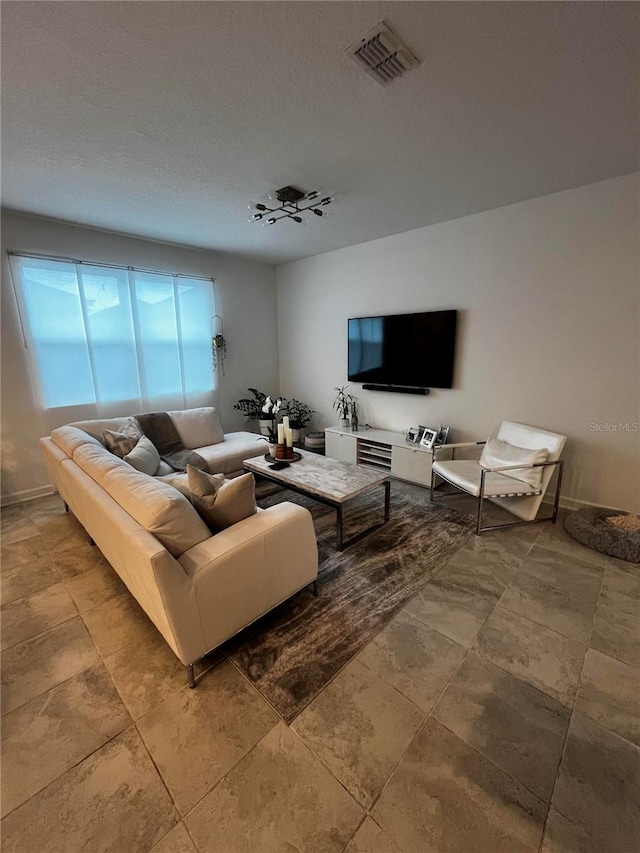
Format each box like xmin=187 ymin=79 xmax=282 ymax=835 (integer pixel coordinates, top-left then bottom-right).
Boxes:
xmin=9 ymin=255 xmax=216 ymax=410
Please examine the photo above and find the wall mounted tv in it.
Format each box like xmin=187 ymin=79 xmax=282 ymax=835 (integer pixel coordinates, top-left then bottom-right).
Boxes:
xmin=348 ymin=309 xmax=458 ymax=391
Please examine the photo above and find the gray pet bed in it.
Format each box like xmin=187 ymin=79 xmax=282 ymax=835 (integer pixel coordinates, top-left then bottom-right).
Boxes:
xmin=564 ymin=508 xmax=640 ymax=564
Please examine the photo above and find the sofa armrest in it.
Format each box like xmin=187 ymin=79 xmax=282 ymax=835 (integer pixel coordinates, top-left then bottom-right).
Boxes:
xmin=177 ymin=502 xmax=318 ymax=654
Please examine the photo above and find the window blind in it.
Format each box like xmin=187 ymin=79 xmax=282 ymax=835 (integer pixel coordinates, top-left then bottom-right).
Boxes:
xmin=9 ymin=254 xmax=216 ymax=411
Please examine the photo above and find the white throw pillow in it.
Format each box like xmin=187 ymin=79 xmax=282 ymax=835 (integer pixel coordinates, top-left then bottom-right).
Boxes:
xmin=187 ymin=466 xmax=257 ymax=530
xmin=168 ymin=408 xmax=225 ymax=449
xmin=479 ymin=438 xmax=548 ymax=490
xmin=124 ymin=435 xmax=162 ymax=476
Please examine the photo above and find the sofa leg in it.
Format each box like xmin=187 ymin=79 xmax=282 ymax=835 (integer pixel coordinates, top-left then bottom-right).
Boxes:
xmin=88 ymin=536 xmax=95 ymax=546
xmin=187 ymin=664 xmax=196 ymax=689
xmin=311 ymin=580 xmax=319 ymax=597
xmin=63 ymin=501 xmax=69 ymax=513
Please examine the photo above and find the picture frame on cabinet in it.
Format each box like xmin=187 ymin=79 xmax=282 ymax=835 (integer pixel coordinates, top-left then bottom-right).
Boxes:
xmin=420 ymin=427 xmax=438 ymax=450
xmin=435 ymin=426 xmax=450 ymax=446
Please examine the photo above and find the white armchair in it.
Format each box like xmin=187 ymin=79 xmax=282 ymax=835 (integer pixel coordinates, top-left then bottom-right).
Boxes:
xmin=431 ymin=421 xmax=566 ymax=535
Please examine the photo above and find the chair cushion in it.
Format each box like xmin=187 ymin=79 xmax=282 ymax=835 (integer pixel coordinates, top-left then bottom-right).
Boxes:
xmin=433 ymin=459 xmax=541 ymax=498
xmin=479 ymin=438 xmax=547 ymax=490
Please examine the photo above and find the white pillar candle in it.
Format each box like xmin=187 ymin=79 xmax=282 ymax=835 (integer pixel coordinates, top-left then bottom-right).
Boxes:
xmin=282 ymin=416 xmax=290 ymax=430
xmin=277 ymin=423 xmax=285 ymax=444
xmin=285 ymin=428 xmax=293 ymax=447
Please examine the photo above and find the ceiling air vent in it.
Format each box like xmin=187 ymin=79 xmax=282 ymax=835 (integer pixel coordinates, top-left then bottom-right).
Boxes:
xmin=346 ymin=22 xmax=419 ymax=87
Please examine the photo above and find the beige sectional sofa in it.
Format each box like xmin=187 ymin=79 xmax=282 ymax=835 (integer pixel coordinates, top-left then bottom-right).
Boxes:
xmin=40 ymin=408 xmax=318 ymax=686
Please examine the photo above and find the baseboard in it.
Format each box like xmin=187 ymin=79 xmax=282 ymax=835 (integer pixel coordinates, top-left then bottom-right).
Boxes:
xmin=541 ymin=495 xmax=630 ymax=514
xmin=1 ymin=485 xmax=57 ymax=508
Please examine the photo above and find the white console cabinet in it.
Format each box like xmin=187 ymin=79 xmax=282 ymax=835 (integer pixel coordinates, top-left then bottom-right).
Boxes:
xmin=325 ymin=426 xmax=435 ymax=488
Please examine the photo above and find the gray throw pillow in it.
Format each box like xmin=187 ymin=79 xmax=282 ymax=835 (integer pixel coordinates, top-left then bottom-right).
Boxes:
xmin=102 ymin=417 xmax=143 ymax=458
xmin=123 ymin=435 xmax=162 ymax=476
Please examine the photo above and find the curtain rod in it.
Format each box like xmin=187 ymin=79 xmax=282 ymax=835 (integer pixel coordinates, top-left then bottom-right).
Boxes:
xmin=7 ymin=250 xmax=215 ymax=283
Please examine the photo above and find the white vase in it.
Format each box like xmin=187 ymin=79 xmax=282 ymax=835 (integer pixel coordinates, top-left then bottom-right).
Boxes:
xmin=268 ymin=442 xmax=278 ymax=458
xmin=291 ymin=428 xmax=301 ymax=445
xmin=258 ymin=418 xmax=273 ymax=436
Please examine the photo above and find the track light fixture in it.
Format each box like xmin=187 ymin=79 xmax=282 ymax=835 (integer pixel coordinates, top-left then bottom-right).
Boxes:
xmin=248 ymin=185 xmax=334 ymax=226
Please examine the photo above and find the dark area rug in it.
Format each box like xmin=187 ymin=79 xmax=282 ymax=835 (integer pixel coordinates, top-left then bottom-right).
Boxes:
xmin=223 ymin=481 xmax=474 ymax=721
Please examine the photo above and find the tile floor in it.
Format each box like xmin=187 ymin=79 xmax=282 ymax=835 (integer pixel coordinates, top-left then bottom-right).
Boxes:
xmin=1 ymin=491 xmax=639 ymax=852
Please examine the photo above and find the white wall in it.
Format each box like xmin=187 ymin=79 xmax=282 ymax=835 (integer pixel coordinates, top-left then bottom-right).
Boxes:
xmin=276 ymin=174 xmax=640 ymax=512
xmin=1 ymin=210 xmax=278 ymax=503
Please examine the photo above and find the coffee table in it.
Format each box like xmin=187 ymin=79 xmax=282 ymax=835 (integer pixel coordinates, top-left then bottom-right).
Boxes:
xmin=244 ymin=449 xmax=391 ymax=550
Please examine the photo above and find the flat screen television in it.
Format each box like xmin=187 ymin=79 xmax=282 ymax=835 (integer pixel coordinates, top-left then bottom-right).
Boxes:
xmin=348 ymin=309 xmax=458 ymax=389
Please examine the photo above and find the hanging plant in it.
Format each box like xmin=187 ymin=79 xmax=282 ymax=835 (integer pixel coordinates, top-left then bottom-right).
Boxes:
xmin=211 ymin=315 xmax=226 ymax=375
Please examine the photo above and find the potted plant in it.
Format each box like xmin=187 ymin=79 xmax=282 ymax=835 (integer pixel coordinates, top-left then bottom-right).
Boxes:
xmin=333 ymin=385 xmax=356 ymax=429
xmin=284 ymin=398 xmax=315 ymax=443
xmin=234 ymin=389 xmax=283 ymax=436
xmin=255 ymin=424 xmax=279 ymax=459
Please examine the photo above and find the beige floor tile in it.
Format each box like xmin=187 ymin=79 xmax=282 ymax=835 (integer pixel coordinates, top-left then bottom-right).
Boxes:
xmin=82 ymin=591 xmax=155 ymax=658
xmin=437 ymin=537 xmax=523 ymax=598
xmin=574 ymin=648 xmax=640 ymax=746
xmin=536 ymin=521 xmax=631 ymax=572
xmin=371 ymin=717 xmax=546 ymax=853
xmin=186 ymin=722 xmax=363 ymax=853
xmin=540 ymin=807 xmax=595 ymax=853
xmin=1 ymin=727 xmax=178 ymax=853
xmin=499 ymin=570 xmax=599 ymax=643
xmin=137 ymin=659 xmax=278 ymax=815
xmin=358 ymin=610 xmax=465 ymax=712
xmin=1 ymin=553 xmax=61 ymax=606
xmin=344 ymin=817 xmax=403 ymax=853
xmin=104 ymin=630 xmax=206 ymax=720
xmin=151 ymin=822 xmax=197 ymax=853
xmin=34 ymin=512 xmax=89 ymax=554
xmin=519 ymin=544 xmax=603 ymax=597
xmin=24 ymin=493 xmax=67 ymax=518
xmin=1 ymin=516 xmax=41 ymax=546
xmin=1 ymin=582 xmax=77 ymax=650
xmin=551 ymin=713 xmax=640 ymax=853
xmin=1 ymin=617 xmax=99 ymax=715
xmin=1 ymin=533 xmax=50 ymax=570
xmin=473 ymin=606 xmax=585 ymax=705
xmin=65 ymin=561 xmax=127 ymax=613
xmin=51 ymin=541 xmax=114 ymax=580
xmin=292 ymin=658 xmax=424 ymax=808
xmin=405 ymin=577 xmax=498 ymax=647
xmin=599 ymin=566 xmax=640 ymax=618
xmin=434 ymin=652 xmax=570 ymax=801
xmin=1 ymin=663 xmax=130 ymax=817
xmin=591 ymin=599 xmax=640 ymax=669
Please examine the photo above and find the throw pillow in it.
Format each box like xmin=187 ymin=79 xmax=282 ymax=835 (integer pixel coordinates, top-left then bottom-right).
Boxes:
xmin=123 ymin=435 xmax=162 ymax=476
xmin=102 ymin=417 xmax=142 ymax=457
xmin=187 ymin=466 xmax=257 ymax=530
xmin=479 ymin=437 xmax=548 ymax=490
xmin=168 ymin=407 xmax=225 ymax=449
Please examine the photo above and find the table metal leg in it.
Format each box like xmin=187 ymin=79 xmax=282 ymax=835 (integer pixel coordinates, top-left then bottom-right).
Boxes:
xmin=384 ymin=480 xmax=390 ymax=522
xmin=336 ymin=505 xmax=344 ymax=550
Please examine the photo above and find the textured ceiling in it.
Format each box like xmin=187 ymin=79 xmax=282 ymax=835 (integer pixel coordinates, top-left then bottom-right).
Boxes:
xmin=2 ymin=1 xmax=638 ymax=264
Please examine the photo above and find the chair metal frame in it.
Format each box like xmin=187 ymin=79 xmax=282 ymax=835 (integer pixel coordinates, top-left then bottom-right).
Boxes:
xmin=430 ymin=441 xmax=564 ymax=535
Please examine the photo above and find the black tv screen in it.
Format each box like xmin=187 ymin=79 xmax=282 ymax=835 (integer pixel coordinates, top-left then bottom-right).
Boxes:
xmin=348 ymin=309 xmax=458 ymax=389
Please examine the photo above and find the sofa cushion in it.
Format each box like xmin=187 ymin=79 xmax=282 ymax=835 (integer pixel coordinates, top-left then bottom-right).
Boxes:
xmin=51 ymin=425 xmax=105 ymax=457
xmin=72 ymin=441 xmax=210 ymax=557
xmin=197 ymin=431 xmax=266 ymax=475
xmin=168 ymin=407 xmax=224 ymax=450
xmin=479 ymin=438 xmax=548 ymax=490
xmin=124 ymin=436 xmax=162 ymax=476
xmin=187 ymin=467 xmax=257 ymax=530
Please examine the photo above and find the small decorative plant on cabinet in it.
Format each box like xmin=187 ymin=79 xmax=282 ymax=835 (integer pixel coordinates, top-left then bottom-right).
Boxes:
xmin=333 ymin=385 xmax=357 ymax=429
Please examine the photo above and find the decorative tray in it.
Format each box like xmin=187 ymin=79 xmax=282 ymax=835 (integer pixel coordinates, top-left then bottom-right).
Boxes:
xmin=264 ymin=452 xmax=302 ymax=463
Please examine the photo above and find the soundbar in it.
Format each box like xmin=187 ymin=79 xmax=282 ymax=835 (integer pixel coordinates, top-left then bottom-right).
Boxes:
xmin=362 ymin=384 xmax=430 ymax=395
